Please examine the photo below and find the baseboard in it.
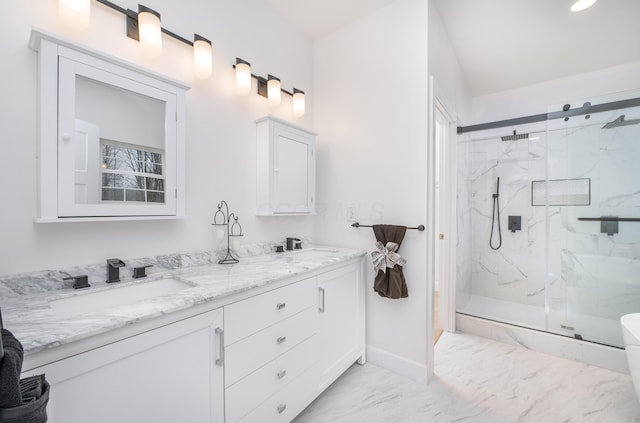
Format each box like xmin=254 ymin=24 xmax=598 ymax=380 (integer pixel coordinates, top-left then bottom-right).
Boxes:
xmin=366 ymin=345 xmax=428 ymax=384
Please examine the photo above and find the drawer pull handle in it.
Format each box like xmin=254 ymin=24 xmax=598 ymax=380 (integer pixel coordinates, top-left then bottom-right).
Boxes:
xmin=277 ymin=370 xmax=287 ymax=379
xmin=277 ymin=403 xmax=287 ymax=414
xmin=319 ymin=287 xmax=325 ymax=312
xmin=277 ymin=336 xmax=287 ymax=344
xmin=215 ymin=327 xmax=224 ymax=366
xmin=276 ymin=302 xmax=286 ymax=310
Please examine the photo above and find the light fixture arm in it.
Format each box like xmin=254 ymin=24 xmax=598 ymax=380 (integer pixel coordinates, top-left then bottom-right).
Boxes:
xmin=233 ymin=63 xmax=300 ymax=99
xmin=94 ymin=0 xmax=207 ymax=48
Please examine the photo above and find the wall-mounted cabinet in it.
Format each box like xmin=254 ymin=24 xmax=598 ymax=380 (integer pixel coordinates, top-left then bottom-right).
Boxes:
xmin=256 ymin=117 xmax=316 ymax=215
xmin=29 ymin=29 xmax=189 ymax=222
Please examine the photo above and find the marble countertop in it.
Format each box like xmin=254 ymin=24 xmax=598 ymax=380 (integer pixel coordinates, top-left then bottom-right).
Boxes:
xmin=1 ymin=246 xmax=365 ymax=358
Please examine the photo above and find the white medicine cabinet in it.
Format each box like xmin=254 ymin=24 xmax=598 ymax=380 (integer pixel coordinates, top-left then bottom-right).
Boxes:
xmin=29 ymin=29 xmax=190 ymax=222
xmin=256 ymin=116 xmax=316 ymax=215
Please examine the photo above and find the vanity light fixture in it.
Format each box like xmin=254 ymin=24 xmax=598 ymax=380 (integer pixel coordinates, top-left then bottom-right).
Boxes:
xmin=232 ymin=59 xmax=307 ymax=117
xmin=267 ymin=75 xmax=282 ymax=107
xmin=292 ymin=89 xmax=305 ymax=118
xmin=193 ymin=34 xmax=213 ymax=79
xmin=136 ymin=5 xmax=162 ymax=59
xmin=571 ymin=0 xmax=597 ymax=12
xmin=59 ymin=0 xmax=214 ymax=78
xmin=235 ymin=58 xmax=252 ymax=96
xmin=59 ymin=0 xmax=91 ymax=31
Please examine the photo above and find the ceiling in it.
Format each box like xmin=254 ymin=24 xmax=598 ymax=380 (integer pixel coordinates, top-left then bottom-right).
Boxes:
xmin=433 ymin=0 xmax=640 ymax=96
xmin=265 ymin=0 xmax=398 ymax=40
xmin=267 ymin=0 xmax=640 ymax=97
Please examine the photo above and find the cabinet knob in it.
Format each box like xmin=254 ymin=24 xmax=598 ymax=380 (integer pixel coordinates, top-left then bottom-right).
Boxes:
xmin=276 ymin=336 xmax=287 ymax=344
xmin=277 ymin=403 xmax=287 ymax=414
xmin=61 ymin=132 xmax=72 ymax=142
xmin=276 ymin=302 xmax=286 ymax=310
xmin=277 ymin=370 xmax=287 ymax=379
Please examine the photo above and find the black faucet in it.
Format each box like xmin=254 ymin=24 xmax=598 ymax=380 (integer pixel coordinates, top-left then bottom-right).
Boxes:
xmin=63 ymin=275 xmax=91 ymax=289
xmin=286 ymin=238 xmax=302 ymax=251
xmin=106 ymin=258 xmax=126 ymax=283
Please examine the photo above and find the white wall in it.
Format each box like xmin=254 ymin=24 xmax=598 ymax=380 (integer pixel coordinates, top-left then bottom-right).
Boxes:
xmin=313 ymin=0 xmax=429 ymax=382
xmin=428 ymin=0 xmax=471 ymax=124
xmin=0 ymin=0 xmax=315 ymax=274
xmin=471 ymin=60 xmax=640 ymax=124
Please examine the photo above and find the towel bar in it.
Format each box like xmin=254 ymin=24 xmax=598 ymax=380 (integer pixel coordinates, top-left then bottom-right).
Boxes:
xmin=350 ymin=222 xmax=425 ymax=231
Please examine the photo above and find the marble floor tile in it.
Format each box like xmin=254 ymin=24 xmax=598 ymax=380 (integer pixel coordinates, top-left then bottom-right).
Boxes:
xmin=294 ymin=332 xmax=640 ymax=422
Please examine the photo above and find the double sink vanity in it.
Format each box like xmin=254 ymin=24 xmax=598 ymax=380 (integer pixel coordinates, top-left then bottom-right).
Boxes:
xmin=11 ymin=26 xmax=355 ymax=423
xmin=2 ymin=246 xmax=366 ymax=423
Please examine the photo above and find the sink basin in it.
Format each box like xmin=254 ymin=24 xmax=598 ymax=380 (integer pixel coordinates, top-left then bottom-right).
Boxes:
xmin=49 ymin=278 xmax=193 ymax=318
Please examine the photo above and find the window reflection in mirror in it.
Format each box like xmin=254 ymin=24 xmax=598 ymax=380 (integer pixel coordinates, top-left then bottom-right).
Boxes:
xmin=73 ymin=76 xmax=166 ymax=206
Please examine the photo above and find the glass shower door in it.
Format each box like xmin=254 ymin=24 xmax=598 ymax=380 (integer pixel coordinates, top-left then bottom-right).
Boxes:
xmin=546 ymin=93 xmax=640 ymax=348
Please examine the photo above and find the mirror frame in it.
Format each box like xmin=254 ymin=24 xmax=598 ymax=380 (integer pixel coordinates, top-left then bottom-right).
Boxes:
xmin=29 ymin=28 xmax=190 ymax=222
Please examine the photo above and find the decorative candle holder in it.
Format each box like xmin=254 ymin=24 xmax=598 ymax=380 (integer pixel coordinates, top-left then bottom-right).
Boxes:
xmin=212 ymin=200 xmax=243 ymax=264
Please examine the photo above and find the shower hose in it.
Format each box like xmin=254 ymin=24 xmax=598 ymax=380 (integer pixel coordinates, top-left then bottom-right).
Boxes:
xmin=490 ymin=177 xmax=502 ymax=250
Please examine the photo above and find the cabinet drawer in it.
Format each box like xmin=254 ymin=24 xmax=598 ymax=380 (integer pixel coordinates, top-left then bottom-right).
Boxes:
xmin=237 ymin=364 xmax=320 ymax=423
xmin=225 ymin=335 xmax=319 ymax=423
xmin=225 ymin=306 xmax=317 ymax=387
xmin=225 ymin=277 xmax=317 ymax=346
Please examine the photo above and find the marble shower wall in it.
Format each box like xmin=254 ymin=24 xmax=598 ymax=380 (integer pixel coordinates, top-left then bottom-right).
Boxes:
xmin=464 ymin=131 xmax=549 ymax=308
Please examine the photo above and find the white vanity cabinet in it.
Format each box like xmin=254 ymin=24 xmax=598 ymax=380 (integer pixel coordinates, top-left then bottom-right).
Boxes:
xmin=317 ymin=262 xmax=366 ymax=392
xmin=25 ymin=308 xmax=224 ymax=423
xmin=223 ymin=277 xmax=320 ymax=422
xmin=256 ymin=117 xmax=316 ymax=215
xmin=223 ymin=260 xmax=365 ymax=422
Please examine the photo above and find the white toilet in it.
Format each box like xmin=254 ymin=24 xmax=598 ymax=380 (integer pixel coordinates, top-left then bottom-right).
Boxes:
xmin=621 ymin=313 xmax=640 ymax=402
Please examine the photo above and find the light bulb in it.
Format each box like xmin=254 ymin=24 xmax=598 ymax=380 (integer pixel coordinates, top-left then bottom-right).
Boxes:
xmin=571 ymin=0 xmax=597 ymax=12
xmin=267 ymin=75 xmax=281 ymax=107
xmin=293 ymin=88 xmax=305 ymax=118
xmin=138 ymin=6 xmax=162 ymax=59
xmin=59 ymin=0 xmax=90 ymax=31
xmin=193 ymin=34 xmax=212 ymax=79
xmin=235 ymin=58 xmax=252 ymax=96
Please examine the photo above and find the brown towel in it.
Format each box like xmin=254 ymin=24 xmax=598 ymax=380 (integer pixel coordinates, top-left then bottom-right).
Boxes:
xmin=372 ymin=225 xmax=408 ymax=299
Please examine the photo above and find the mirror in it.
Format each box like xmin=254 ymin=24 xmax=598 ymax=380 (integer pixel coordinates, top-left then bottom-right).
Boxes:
xmin=30 ymin=29 xmax=189 ymax=221
xmin=74 ymin=76 xmax=166 ymax=205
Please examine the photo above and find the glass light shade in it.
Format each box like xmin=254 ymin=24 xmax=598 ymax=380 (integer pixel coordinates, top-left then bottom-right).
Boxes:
xmin=267 ymin=78 xmax=281 ymax=107
xmin=59 ymin=0 xmax=90 ymax=31
xmin=235 ymin=63 xmax=252 ymax=96
xmin=293 ymin=90 xmax=305 ymax=118
xmin=571 ymin=0 xmax=597 ymax=12
xmin=193 ymin=39 xmax=213 ymax=79
xmin=138 ymin=10 xmax=162 ymax=59
xmin=230 ymin=235 xmax=243 ymax=250
xmin=215 ymin=226 xmax=226 ymax=242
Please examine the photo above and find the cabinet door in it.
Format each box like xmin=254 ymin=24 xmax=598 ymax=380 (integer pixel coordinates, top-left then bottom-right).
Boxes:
xmin=26 ymin=309 xmax=224 ymax=423
xmin=273 ymin=125 xmax=314 ymax=214
xmin=317 ymin=263 xmax=365 ymax=392
xmin=255 ymin=117 xmax=316 ymax=215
